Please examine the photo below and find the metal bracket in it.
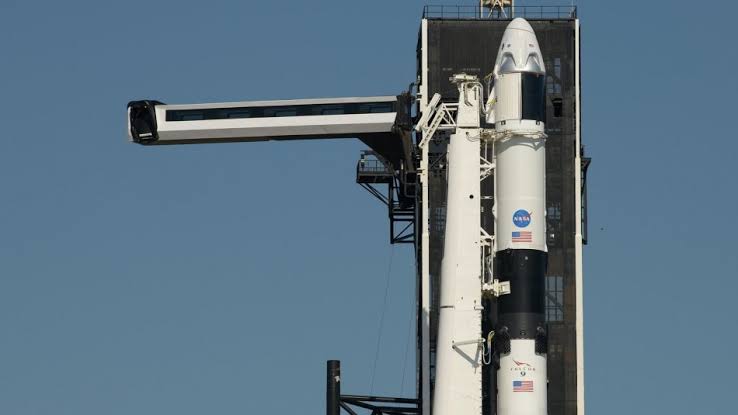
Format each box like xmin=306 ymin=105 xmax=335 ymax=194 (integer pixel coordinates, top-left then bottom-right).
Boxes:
xmin=480 ymin=155 xmax=495 ymax=181
xmin=416 ymin=93 xmax=458 ymax=151
xmin=482 ymin=279 xmax=511 ymax=297
xmin=452 ymin=338 xmax=485 ymax=349
xmin=484 ymin=129 xmax=548 ymax=142
xmin=480 ymin=228 xmax=494 ymax=247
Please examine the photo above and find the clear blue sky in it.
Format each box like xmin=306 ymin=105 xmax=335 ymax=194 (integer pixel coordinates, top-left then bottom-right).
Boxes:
xmin=1 ymin=1 xmax=736 ymax=414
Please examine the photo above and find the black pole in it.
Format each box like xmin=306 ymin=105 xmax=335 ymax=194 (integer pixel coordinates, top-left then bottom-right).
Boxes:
xmin=327 ymin=360 xmax=341 ymax=415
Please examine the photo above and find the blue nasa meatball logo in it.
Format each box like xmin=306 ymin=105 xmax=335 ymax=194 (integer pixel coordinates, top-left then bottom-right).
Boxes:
xmin=512 ymin=210 xmax=532 ymax=228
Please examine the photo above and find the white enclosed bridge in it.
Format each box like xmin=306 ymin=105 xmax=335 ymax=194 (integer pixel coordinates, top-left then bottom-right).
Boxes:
xmin=129 ymin=96 xmax=404 ymax=144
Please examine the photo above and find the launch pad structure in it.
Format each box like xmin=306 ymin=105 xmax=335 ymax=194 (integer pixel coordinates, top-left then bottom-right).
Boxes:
xmin=126 ymin=4 xmax=589 ymax=415
xmin=417 ymin=7 xmax=588 ymax=415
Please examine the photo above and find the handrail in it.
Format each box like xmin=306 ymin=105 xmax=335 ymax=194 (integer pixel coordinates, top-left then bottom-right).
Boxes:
xmin=422 ymin=5 xmax=577 ymax=20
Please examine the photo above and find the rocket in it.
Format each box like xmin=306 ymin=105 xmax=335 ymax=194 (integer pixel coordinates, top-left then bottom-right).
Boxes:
xmin=487 ymin=18 xmax=548 ymax=415
xmin=428 ymin=17 xmax=548 ymax=415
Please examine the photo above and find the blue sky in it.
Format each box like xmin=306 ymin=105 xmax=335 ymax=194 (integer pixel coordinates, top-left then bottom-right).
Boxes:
xmin=1 ymin=1 xmax=736 ymax=414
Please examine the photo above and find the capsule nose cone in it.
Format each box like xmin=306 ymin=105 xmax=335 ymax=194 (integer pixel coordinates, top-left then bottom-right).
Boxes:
xmin=494 ymin=18 xmax=546 ymax=75
xmin=506 ymin=17 xmax=534 ymax=34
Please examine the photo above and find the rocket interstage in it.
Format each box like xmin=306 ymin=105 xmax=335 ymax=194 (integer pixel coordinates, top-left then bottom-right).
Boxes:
xmin=489 ymin=18 xmax=548 ymax=415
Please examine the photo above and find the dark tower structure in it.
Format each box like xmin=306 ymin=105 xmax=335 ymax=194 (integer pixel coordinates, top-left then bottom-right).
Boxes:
xmin=415 ymin=6 xmax=589 ymax=415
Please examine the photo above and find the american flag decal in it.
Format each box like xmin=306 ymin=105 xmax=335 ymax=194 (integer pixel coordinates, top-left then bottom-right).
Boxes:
xmin=513 ymin=380 xmax=534 ymax=392
xmin=512 ymin=231 xmax=532 ymax=243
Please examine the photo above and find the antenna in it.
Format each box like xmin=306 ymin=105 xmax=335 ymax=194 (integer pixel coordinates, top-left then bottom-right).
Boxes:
xmin=481 ymin=0 xmax=514 ymax=18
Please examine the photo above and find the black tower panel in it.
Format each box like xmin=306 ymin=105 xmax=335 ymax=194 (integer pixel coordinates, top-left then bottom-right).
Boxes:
xmin=418 ymin=18 xmax=581 ymax=415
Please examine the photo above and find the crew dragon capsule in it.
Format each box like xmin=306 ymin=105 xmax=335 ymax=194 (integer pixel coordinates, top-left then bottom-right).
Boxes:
xmin=487 ymin=18 xmax=549 ymax=415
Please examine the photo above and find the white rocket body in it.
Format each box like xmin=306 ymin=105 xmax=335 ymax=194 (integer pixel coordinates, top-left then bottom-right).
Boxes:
xmin=489 ymin=18 xmax=548 ymax=415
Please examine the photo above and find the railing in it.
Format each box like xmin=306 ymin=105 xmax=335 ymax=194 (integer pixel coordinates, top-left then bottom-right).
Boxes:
xmin=358 ymin=159 xmax=393 ymax=175
xmin=422 ymin=5 xmax=577 ymax=20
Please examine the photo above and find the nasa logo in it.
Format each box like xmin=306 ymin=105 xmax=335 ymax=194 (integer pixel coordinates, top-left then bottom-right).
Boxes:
xmin=512 ymin=210 xmax=532 ymax=228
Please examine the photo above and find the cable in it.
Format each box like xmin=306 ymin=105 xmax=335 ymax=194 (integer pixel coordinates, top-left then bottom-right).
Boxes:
xmin=483 ymin=330 xmax=496 ymax=365
xmin=370 ymin=244 xmax=395 ymax=394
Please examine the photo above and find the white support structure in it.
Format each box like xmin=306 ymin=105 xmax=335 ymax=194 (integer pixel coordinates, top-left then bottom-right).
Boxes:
xmin=574 ymin=18 xmax=586 ymax=415
xmin=431 ymin=75 xmax=484 ymax=415
xmin=416 ymin=90 xmax=461 ymax=415
xmin=416 ymin=98 xmax=458 ymax=149
xmin=418 ymin=19 xmax=431 ymax=415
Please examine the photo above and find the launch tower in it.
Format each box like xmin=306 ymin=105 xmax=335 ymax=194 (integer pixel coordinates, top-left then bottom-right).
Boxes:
xmin=416 ymin=7 xmax=588 ymax=415
xmin=126 ymin=4 xmax=589 ymax=415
